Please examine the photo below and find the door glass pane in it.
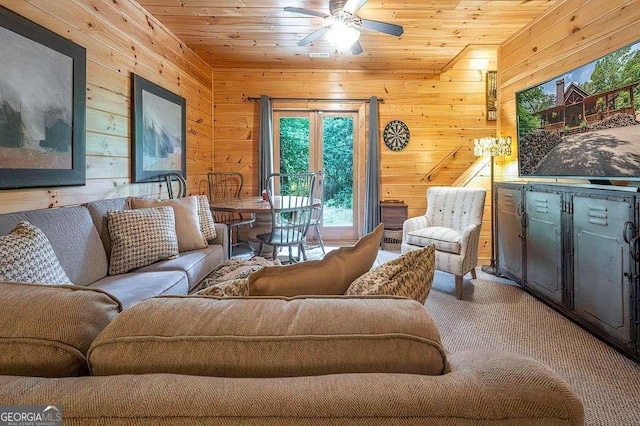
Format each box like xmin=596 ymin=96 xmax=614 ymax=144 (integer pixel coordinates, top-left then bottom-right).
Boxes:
xmin=322 ymin=116 xmax=353 ymax=226
xmin=278 ymin=117 xmax=310 ymax=194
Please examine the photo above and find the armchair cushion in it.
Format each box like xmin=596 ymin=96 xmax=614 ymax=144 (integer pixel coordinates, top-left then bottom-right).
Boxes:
xmin=406 ymin=226 xmax=462 ymax=254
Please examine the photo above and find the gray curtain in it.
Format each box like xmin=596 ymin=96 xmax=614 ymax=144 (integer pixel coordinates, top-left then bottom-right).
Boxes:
xmin=258 ymin=95 xmax=274 ymax=195
xmin=364 ymin=96 xmax=380 ymax=234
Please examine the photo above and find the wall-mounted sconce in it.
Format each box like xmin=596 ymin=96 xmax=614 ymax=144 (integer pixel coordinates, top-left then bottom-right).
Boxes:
xmin=486 ymin=71 xmax=497 ymax=121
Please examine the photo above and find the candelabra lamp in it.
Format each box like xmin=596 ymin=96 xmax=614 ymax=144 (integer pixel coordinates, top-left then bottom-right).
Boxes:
xmin=474 ymin=136 xmax=512 ymax=275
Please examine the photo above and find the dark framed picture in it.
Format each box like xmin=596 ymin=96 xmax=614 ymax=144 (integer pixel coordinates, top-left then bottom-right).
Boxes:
xmin=0 ymin=6 xmax=86 ymax=189
xmin=131 ymin=74 xmax=186 ymax=183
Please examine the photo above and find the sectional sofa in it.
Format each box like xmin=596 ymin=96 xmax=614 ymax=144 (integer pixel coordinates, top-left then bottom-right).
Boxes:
xmin=0 ymin=281 xmax=584 ymax=425
xmin=0 ymin=199 xmax=584 ymax=424
xmin=0 ymin=197 xmax=228 ymax=307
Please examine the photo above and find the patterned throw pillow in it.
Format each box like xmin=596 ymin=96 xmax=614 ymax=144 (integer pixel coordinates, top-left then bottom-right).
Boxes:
xmin=196 ymin=195 xmax=217 ymax=242
xmin=0 ymin=221 xmax=72 ymax=285
xmin=107 ymin=207 xmax=179 ymax=275
xmin=345 ymin=245 xmax=435 ymax=304
xmin=197 ymin=278 xmax=249 ymax=297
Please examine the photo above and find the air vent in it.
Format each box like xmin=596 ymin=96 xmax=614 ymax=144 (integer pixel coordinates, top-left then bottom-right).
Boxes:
xmin=309 ymin=52 xmax=331 ymax=58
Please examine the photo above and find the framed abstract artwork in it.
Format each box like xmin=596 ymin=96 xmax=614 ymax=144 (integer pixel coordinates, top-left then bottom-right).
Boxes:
xmin=131 ymin=74 xmax=186 ymax=183
xmin=0 ymin=6 xmax=86 ymax=189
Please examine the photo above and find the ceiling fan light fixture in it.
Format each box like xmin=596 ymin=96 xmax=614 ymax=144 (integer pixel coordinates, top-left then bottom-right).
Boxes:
xmin=326 ymin=20 xmax=361 ymax=51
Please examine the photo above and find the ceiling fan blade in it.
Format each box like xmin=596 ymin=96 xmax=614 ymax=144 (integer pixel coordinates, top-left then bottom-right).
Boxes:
xmin=350 ymin=40 xmax=363 ymax=55
xmin=359 ymin=19 xmax=404 ymax=37
xmin=343 ymin=0 xmax=369 ymax=15
xmin=297 ymin=26 xmax=331 ymax=46
xmin=284 ymin=6 xmax=329 ymax=19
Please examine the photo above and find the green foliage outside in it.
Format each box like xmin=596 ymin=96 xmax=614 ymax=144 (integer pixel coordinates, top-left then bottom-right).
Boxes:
xmin=278 ymin=116 xmax=354 ymax=210
xmin=322 ymin=117 xmax=353 ymax=209
xmin=583 ymin=46 xmax=640 ymax=112
xmin=516 ymin=87 xmax=554 ymax=138
xmin=279 ymin=118 xmax=310 ymax=176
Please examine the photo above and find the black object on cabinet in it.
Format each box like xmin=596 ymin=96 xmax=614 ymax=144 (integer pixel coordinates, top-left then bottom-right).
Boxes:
xmin=495 ymin=182 xmax=639 ymax=361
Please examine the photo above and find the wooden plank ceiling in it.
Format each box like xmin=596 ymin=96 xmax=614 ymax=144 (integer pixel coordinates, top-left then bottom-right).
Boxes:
xmin=137 ymin=0 xmax=559 ymax=71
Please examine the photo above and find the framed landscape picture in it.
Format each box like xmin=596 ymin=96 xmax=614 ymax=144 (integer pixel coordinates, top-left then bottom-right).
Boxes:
xmin=0 ymin=6 xmax=86 ymax=189
xmin=131 ymin=74 xmax=186 ymax=183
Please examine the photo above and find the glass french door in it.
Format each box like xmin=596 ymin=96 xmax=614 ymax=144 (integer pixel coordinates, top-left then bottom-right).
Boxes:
xmin=274 ymin=110 xmax=360 ymax=241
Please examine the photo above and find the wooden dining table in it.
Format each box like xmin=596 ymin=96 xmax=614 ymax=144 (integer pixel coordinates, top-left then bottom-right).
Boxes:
xmin=209 ymin=196 xmax=320 ymax=257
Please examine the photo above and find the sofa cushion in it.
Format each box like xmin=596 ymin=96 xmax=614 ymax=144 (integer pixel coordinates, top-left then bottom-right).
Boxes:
xmin=107 ymin=207 xmax=179 ymax=275
xmin=248 ymin=223 xmax=383 ymax=296
xmin=137 ymin=244 xmax=225 ymax=292
xmin=0 ymin=221 xmax=72 ymax=285
xmin=197 ymin=195 xmax=217 ymax=242
xmin=0 ymin=206 xmax=108 ymax=285
xmin=88 ymin=270 xmax=188 ymax=309
xmin=85 ymin=197 xmax=129 ymax=259
xmin=0 ymin=282 xmax=120 ymax=377
xmin=346 ymin=245 xmax=436 ymax=304
xmin=130 ymin=196 xmax=208 ymax=252
xmin=88 ymin=296 xmax=447 ymax=377
xmin=406 ymin=226 xmax=461 ymax=254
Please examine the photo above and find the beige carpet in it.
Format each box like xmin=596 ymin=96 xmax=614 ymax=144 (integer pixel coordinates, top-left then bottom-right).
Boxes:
xmin=428 ymin=269 xmax=640 ymax=426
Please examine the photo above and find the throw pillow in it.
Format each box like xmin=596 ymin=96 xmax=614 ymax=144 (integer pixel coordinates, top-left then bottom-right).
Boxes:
xmin=196 ymin=195 xmax=217 ymax=242
xmin=346 ymin=245 xmax=435 ymax=304
xmin=130 ymin=196 xmax=208 ymax=252
xmin=0 ymin=221 xmax=72 ymax=285
xmin=197 ymin=278 xmax=250 ymax=297
xmin=248 ymin=223 xmax=383 ymax=296
xmin=202 ymin=257 xmax=281 ymax=285
xmin=107 ymin=207 xmax=179 ymax=275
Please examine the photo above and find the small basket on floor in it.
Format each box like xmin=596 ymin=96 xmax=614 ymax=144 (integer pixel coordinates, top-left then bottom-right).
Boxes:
xmin=382 ymin=229 xmax=403 ymax=252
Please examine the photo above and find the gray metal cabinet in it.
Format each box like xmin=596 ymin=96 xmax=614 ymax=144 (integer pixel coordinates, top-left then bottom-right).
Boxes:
xmin=525 ymin=189 xmax=564 ymax=304
xmin=494 ymin=182 xmax=639 ymax=360
xmin=572 ymin=194 xmax=634 ymax=348
xmin=495 ymin=183 xmax=524 ymax=282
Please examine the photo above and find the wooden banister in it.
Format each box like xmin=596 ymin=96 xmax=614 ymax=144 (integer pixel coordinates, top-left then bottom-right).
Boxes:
xmin=421 ymin=145 xmax=463 ymax=182
xmin=453 ymin=155 xmax=490 ymax=187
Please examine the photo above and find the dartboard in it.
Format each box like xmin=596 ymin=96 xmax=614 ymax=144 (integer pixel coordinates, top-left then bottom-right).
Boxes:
xmin=383 ymin=120 xmax=410 ymax=151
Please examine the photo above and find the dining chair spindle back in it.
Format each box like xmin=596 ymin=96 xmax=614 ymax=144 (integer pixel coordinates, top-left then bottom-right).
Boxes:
xmin=207 ymin=172 xmax=255 ymax=258
xmin=257 ymin=172 xmax=316 ymax=264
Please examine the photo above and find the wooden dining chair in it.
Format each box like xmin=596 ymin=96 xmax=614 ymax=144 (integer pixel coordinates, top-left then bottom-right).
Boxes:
xmin=257 ymin=172 xmax=316 ymax=264
xmin=207 ymin=172 xmax=255 ymax=258
xmin=162 ymin=172 xmax=187 ymax=199
xmin=305 ymin=171 xmax=326 ymax=254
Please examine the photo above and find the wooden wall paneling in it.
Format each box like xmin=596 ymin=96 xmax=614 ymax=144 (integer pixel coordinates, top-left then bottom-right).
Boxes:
xmin=213 ymin=47 xmax=497 ymax=257
xmin=0 ymin=0 xmax=213 ymax=214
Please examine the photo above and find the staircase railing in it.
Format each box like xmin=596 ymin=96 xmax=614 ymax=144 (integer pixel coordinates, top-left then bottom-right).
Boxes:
xmin=421 ymin=145 xmax=463 ymax=182
xmin=452 ymin=155 xmax=490 ymax=187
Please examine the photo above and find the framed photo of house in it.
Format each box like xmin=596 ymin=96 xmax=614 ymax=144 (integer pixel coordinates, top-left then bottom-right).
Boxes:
xmin=131 ymin=74 xmax=186 ymax=183
xmin=0 ymin=6 xmax=86 ymax=189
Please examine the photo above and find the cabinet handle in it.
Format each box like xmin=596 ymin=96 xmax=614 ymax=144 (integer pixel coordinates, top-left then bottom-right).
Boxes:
xmin=623 ymin=221 xmax=637 ymax=244
xmin=631 ymin=236 xmax=640 ymax=261
xmin=521 ymin=212 xmax=527 ymax=228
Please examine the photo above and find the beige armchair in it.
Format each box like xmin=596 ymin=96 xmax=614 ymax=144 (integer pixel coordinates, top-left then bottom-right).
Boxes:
xmin=401 ymin=186 xmax=486 ymax=300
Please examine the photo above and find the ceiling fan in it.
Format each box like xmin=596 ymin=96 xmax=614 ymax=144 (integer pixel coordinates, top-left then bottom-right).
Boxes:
xmin=285 ymin=0 xmax=404 ymax=55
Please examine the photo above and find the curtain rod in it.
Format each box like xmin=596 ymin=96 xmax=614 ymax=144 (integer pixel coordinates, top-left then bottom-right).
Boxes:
xmin=247 ymin=96 xmax=384 ymax=103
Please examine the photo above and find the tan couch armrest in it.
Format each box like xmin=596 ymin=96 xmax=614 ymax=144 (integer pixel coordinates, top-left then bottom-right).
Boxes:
xmin=447 ymin=350 xmax=584 ymax=425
